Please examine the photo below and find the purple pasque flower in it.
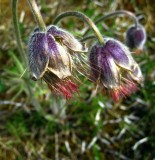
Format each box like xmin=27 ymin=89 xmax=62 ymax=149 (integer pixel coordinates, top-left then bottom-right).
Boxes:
xmin=28 ymin=26 xmax=86 ymax=99
xmin=126 ymin=24 xmax=146 ymax=50
xmin=89 ymin=38 xmax=143 ymax=101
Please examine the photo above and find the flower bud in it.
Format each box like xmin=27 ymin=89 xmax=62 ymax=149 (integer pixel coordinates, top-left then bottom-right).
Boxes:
xmin=126 ymin=24 xmax=146 ymax=50
xmin=89 ymin=38 xmax=143 ymax=101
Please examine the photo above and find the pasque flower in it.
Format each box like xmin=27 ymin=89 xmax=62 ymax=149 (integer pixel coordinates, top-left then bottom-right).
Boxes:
xmin=126 ymin=24 xmax=146 ymax=50
xmin=89 ymin=38 xmax=143 ymax=101
xmin=28 ymin=25 xmax=86 ymax=98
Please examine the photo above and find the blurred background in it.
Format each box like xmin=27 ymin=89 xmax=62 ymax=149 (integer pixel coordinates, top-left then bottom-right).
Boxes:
xmin=0 ymin=0 xmax=155 ymax=159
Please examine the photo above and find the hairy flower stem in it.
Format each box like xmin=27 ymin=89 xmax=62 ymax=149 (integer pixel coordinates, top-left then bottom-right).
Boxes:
xmin=12 ymin=0 xmax=27 ymax=66
xmin=53 ymin=11 xmax=104 ymax=44
xmin=83 ymin=10 xmax=139 ymax=37
xmin=27 ymin=0 xmax=46 ymax=31
xmin=12 ymin=0 xmax=42 ymax=109
xmin=80 ymin=35 xmax=96 ymax=42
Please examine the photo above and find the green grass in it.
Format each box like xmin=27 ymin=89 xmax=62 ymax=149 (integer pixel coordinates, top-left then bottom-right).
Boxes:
xmin=0 ymin=0 xmax=155 ymax=159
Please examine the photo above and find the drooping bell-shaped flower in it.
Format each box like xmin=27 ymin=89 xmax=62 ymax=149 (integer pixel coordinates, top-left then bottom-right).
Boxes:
xmin=126 ymin=24 xmax=146 ymax=50
xmin=89 ymin=38 xmax=143 ymax=101
xmin=28 ymin=26 xmax=86 ymax=99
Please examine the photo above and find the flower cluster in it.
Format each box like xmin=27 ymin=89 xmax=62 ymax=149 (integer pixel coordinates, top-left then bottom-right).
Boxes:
xmin=27 ymin=10 xmax=145 ymax=102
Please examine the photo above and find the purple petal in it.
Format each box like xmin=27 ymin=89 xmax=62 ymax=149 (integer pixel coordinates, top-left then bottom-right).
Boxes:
xmin=126 ymin=26 xmax=136 ymax=49
xmin=134 ymin=29 xmax=145 ymax=42
xmin=104 ymin=39 xmax=133 ymax=70
xmin=89 ymin=44 xmax=120 ymax=88
xmin=47 ymin=34 xmax=72 ymax=79
xmin=134 ymin=28 xmax=146 ymax=49
xmin=89 ymin=44 xmax=101 ymax=80
xmin=100 ymin=45 xmax=120 ymax=88
xmin=47 ymin=25 xmax=86 ymax=52
xmin=28 ymin=32 xmax=49 ymax=80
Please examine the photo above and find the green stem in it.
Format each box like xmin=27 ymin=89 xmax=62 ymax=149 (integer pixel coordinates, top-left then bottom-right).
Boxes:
xmin=53 ymin=11 xmax=104 ymax=44
xmin=12 ymin=0 xmax=41 ymax=109
xmin=12 ymin=0 xmax=27 ymax=66
xmin=80 ymin=35 xmax=96 ymax=42
xmin=27 ymin=0 xmax=46 ymax=31
xmin=83 ymin=10 xmax=139 ymax=36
